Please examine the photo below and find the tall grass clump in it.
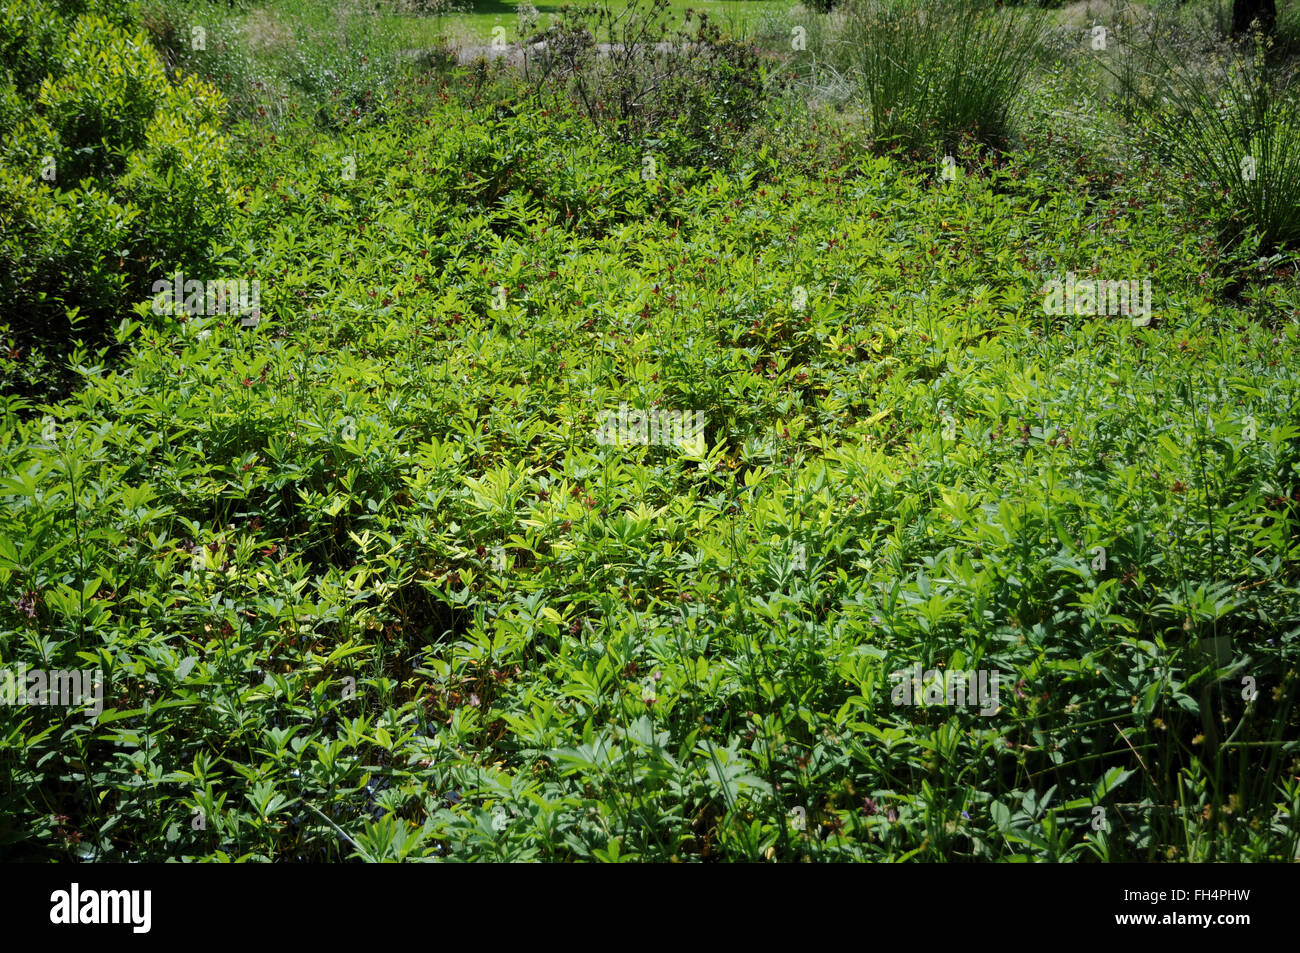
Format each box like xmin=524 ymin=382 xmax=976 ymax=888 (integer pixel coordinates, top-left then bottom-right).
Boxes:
xmin=1113 ymin=22 xmax=1300 ymax=256
xmin=140 ymin=0 xmax=264 ymax=121
xmin=841 ymin=0 xmax=1045 ymax=157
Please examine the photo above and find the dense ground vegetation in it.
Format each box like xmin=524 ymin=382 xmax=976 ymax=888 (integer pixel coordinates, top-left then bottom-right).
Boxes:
xmin=1 ymin=0 xmax=1298 ymax=861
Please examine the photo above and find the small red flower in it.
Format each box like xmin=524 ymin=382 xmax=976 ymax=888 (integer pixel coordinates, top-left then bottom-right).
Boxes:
xmin=16 ymin=590 xmax=39 ymax=617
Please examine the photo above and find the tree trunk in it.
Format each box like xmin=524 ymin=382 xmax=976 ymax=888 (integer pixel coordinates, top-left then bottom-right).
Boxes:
xmin=1232 ymin=0 xmax=1278 ymax=36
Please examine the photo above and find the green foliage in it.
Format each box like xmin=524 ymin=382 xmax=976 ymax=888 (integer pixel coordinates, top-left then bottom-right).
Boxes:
xmin=140 ymin=0 xmax=263 ymax=121
xmin=0 ymin=0 xmax=140 ymax=93
xmin=120 ymin=71 xmax=238 ymax=271
xmin=0 ymin=0 xmax=67 ymax=94
xmin=1 ymin=64 xmax=1297 ymax=861
xmin=37 ymin=14 xmax=170 ymax=181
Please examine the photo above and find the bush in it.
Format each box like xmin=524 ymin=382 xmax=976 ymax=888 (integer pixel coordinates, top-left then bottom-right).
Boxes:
xmin=37 ymin=14 xmax=170 ymax=181
xmin=1094 ymin=1 xmax=1300 ymax=256
xmin=389 ymin=0 xmax=467 ymax=14
xmin=0 ymin=0 xmax=139 ymax=93
xmin=1 ymin=80 xmax=1297 ymax=861
xmin=120 ymin=71 xmax=238 ymax=272
xmin=0 ymin=0 xmax=67 ymax=93
xmin=291 ymin=43 xmax=396 ymax=132
xmin=0 ymin=3 xmax=238 ymax=402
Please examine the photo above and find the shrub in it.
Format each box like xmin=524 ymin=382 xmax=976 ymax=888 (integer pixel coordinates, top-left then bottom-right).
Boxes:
xmin=37 ymin=14 xmax=170 ymax=181
xmin=0 ymin=3 xmax=237 ymax=401
xmin=389 ymin=0 xmax=467 ymax=13
xmin=0 ymin=0 xmax=67 ymax=93
xmin=1 ymin=82 xmax=1297 ymax=861
xmin=120 ymin=70 xmax=238 ymax=273
xmin=0 ymin=0 xmax=139 ymax=93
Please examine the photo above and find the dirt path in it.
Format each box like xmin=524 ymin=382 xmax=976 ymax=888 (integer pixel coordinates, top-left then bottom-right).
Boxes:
xmin=410 ymin=40 xmax=695 ymax=66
